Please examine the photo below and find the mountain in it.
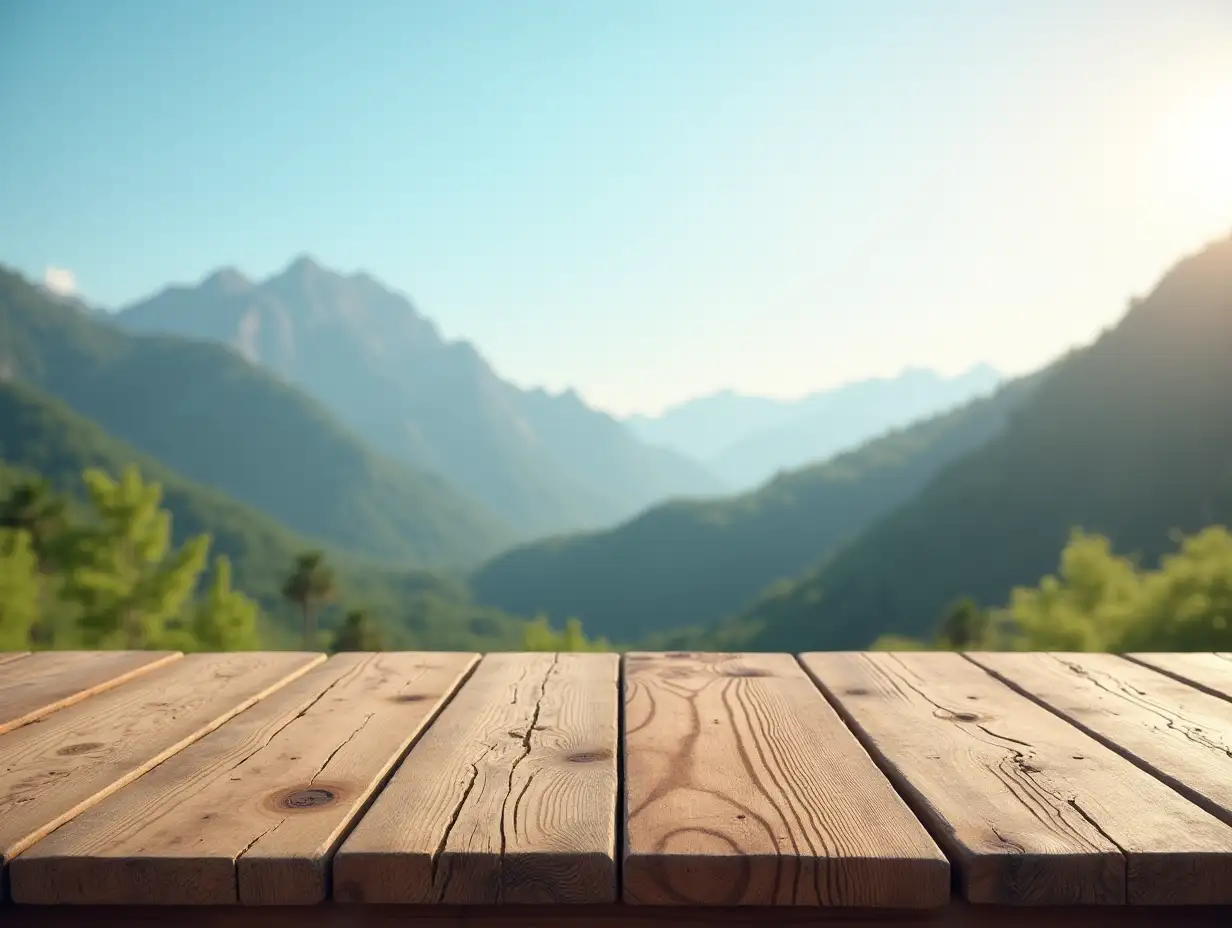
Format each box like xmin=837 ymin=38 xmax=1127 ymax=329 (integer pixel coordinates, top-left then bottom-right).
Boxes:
xmin=710 ymin=366 xmax=1001 ymax=488
xmin=0 ymin=377 xmax=529 ymax=651
xmin=471 ymin=375 xmax=1040 ymax=643
xmin=630 ymin=367 xmax=1001 ymax=490
xmin=116 ymin=257 xmax=723 ymax=536
xmin=0 ymin=266 xmax=511 ymax=567
xmin=725 ymin=232 xmax=1232 ymax=651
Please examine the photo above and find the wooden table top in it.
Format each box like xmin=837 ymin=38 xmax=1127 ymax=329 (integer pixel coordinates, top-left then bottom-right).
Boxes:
xmin=1 ymin=649 xmax=1231 ymax=927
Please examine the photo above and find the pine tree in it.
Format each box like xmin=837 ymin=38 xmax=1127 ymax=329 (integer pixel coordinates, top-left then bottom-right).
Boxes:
xmin=331 ymin=607 xmax=386 ymax=652
xmin=59 ymin=467 xmax=208 ymax=648
xmin=0 ymin=529 xmax=40 ymax=649
xmin=187 ymin=556 xmax=262 ymax=651
xmin=282 ymin=551 xmax=336 ymax=649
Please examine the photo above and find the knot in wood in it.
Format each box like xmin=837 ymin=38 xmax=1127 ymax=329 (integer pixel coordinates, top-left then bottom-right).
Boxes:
xmin=566 ymin=749 xmax=613 ymax=764
xmin=282 ymin=788 xmax=336 ymax=809
xmin=56 ymin=742 xmax=104 ymax=756
xmin=724 ymin=668 xmax=770 ymax=678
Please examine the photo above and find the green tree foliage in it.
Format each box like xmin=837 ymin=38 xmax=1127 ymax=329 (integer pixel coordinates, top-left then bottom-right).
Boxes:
xmin=331 ymin=608 xmax=387 ymax=652
xmin=60 ymin=468 xmax=209 ymax=649
xmin=0 ymin=529 xmax=40 ymax=649
xmin=282 ymin=551 xmax=336 ymax=649
xmin=876 ymin=526 xmax=1232 ymax=653
xmin=1004 ymin=527 xmax=1232 ymax=652
xmin=0 ymin=467 xmax=263 ymax=651
xmin=521 ymin=615 xmax=611 ymax=652
xmin=186 ymin=557 xmax=263 ymax=652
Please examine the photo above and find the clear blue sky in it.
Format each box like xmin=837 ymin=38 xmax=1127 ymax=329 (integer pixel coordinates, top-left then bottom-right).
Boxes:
xmin=2 ymin=0 xmax=1230 ymax=415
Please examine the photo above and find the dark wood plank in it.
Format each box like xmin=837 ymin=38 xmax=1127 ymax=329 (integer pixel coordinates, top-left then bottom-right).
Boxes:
xmin=3 ymin=903 xmax=1232 ymax=928
xmin=1125 ymin=653 xmax=1232 ymax=702
xmin=622 ymin=652 xmax=949 ymax=908
xmin=0 ymin=650 xmax=181 ymax=735
xmin=0 ymin=651 xmax=323 ymax=899
xmin=967 ymin=652 xmax=1232 ymax=826
xmin=801 ymin=651 xmax=1232 ymax=906
xmin=334 ymin=652 xmax=620 ymax=905
xmin=10 ymin=652 xmax=477 ymax=905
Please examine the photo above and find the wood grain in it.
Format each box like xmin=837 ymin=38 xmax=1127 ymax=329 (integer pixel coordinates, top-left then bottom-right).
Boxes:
xmin=0 ymin=651 xmax=322 ymax=899
xmin=0 ymin=650 xmax=182 ymax=735
xmin=0 ymin=652 xmax=31 ymax=666
xmin=333 ymin=652 xmax=620 ymax=905
xmin=1125 ymin=653 xmax=1232 ymax=702
xmin=967 ymin=652 xmax=1232 ymax=827
xmin=9 ymin=652 xmax=477 ymax=906
xmin=802 ymin=651 xmax=1232 ymax=906
xmin=622 ymin=652 xmax=948 ymax=909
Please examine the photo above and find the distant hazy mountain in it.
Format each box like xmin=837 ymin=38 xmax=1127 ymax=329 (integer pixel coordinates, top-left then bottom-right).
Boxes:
xmin=628 ymin=366 xmax=1001 ymax=489
xmin=117 ymin=257 xmax=722 ymax=537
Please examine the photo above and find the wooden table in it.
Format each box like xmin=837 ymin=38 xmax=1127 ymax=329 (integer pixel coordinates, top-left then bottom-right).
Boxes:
xmin=1 ymin=649 xmax=1231 ymax=926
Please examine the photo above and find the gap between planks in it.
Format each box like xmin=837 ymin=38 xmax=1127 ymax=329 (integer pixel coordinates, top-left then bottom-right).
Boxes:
xmin=334 ymin=652 xmax=621 ymax=905
xmin=0 ymin=650 xmax=182 ymax=736
xmin=800 ymin=651 xmax=1232 ymax=907
xmin=11 ymin=651 xmax=479 ymax=906
xmin=964 ymin=652 xmax=1232 ymax=829
xmin=621 ymin=652 xmax=949 ymax=908
xmin=0 ymin=651 xmax=325 ymax=902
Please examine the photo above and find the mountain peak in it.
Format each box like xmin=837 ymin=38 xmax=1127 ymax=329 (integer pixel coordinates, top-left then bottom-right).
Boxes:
xmin=279 ymin=254 xmax=325 ymax=280
xmin=201 ymin=267 xmax=252 ymax=294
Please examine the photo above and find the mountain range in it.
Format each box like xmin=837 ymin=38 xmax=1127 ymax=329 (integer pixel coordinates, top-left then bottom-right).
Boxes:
xmin=116 ymin=258 xmax=722 ymax=538
xmin=627 ymin=365 xmax=1001 ymax=489
xmin=475 ymin=233 xmax=1232 ymax=647
xmin=3 ymin=229 xmax=1229 ymax=654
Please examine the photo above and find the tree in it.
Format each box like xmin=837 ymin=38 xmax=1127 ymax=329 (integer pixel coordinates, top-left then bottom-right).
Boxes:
xmin=522 ymin=614 xmax=611 ymax=652
xmin=936 ymin=597 xmax=992 ymax=649
xmin=0 ymin=529 xmax=40 ymax=649
xmin=282 ymin=550 xmax=336 ymax=649
xmin=331 ymin=607 xmax=386 ymax=652
xmin=0 ymin=477 xmax=67 ymax=572
xmin=186 ymin=556 xmax=262 ymax=652
xmin=59 ymin=467 xmax=209 ymax=649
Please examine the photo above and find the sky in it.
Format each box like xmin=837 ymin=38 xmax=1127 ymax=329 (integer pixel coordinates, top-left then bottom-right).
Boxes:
xmin=2 ymin=0 xmax=1231 ymax=416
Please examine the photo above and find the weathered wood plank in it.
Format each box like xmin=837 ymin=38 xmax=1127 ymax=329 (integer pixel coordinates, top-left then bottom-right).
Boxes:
xmin=1125 ymin=653 xmax=1232 ymax=702
xmin=333 ymin=652 xmax=620 ymax=905
xmin=0 ymin=650 xmax=181 ymax=735
xmin=0 ymin=652 xmax=31 ymax=666
xmin=622 ymin=652 xmax=949 ymax=908
xmin=3 ymin=902 xmax=1232 ymax=928
xmin=801 ymin=651 xmax=1232 ymax=906
xmin=967 ymin=652 xmax=1232 ymax=827
xmin=0 ymin=651 xmax=322 ymax=899
xmin=9 ymin=652 xmax=477 ymax=906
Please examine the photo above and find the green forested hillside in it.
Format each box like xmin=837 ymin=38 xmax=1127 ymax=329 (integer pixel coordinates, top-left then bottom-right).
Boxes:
xmin=0 ymin=266 xmax=511 ymax=567
xmin=472 ymin=375 xmax=1039 ymax=642
xmin=723 ymin=233 xmax=1232 ymax=651
xmin=0 ymin=378 xmax=529 ymax=650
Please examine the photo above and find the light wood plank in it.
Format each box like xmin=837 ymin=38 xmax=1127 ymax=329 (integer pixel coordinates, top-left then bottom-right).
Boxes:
xmin=10 ymin=651 xmax=477 ymax=905
xmin=333 ymin=652 xmax=620 ymax=905
xmin=967 ymin=652 xmax=1232 ymax=828
xmin=0 ymin=650 xmax=182 ymax=735
xmin=0 ymin=651 xmax=322 ymax=899
xmin=1125 ymin=653 xmax=1232 ymax=702
xmin=0 ymin=652 xmax=31 ymax=666
xmin=802 ymin=651 xmax=1232 ymax=906
xmin=621 ymin=652 xmax=949 ymax=908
